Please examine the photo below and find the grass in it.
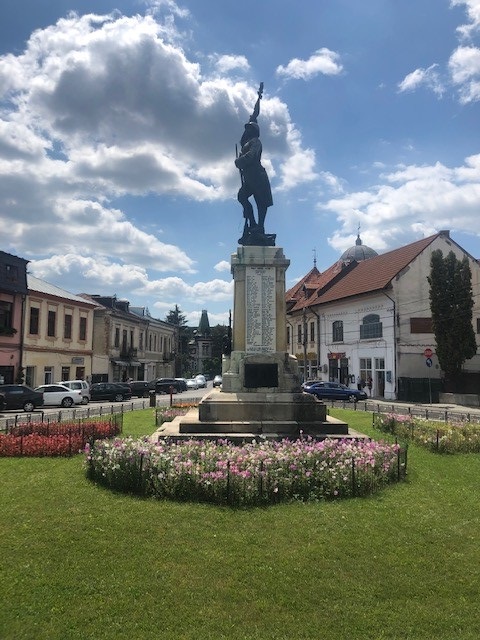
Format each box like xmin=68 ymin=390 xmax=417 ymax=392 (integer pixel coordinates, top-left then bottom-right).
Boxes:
xmin=1 ymin=408 xmax=479 ymax=639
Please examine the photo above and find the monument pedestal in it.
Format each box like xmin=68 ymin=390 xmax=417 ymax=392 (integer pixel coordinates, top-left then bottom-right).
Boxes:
xmin=172 ymin=245 xmax=349 ymax=440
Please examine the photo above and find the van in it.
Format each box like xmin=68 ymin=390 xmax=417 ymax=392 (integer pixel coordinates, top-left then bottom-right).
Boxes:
xmin=60 ymin=380 xmax=90 ymax=404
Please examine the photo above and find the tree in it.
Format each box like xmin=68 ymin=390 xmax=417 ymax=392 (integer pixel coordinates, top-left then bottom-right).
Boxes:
xmin=165 ymin=305 xmax=189 ymax=376
xmin=428 ymin=250 xmax=477 ymax=391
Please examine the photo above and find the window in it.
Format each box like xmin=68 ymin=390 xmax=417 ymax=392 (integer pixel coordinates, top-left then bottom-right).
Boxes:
xmin=332 ymin=320 xmax=344 ymax=342
xmin=410 ymin=317 xmax=433 ymax=333
xmin=44 ymin=366 xmax=53 ymax=384
xmin=114 ymin=327 xmax=120 ymax=347
xmin=0 ymin=301 xmax=13 ymax=330
xmin=360 ymin=314 xmax=382 ymax=339
xmin=5 ymin=264 xmax=19 ymax=282
xmin=297 ymin=324 xmax=302 ymax=344
xmin=359 ymin=358 xmax=372 ymax=384
xmin=287 ymin=326 xmax=291 ymax=345
xmin=47 ymin=310 xmax=56 ymax=337
xmin=476 ymin=318 xmax=480 ymax=334
xmin=79 ymin=317 xmax=87 ymax=341
xmin=61 ymin=366 xmax=70 ymax=381
xmin=310 ymin=321 xmax=315 ymax=342
xmin=139 ymin=332 xmax=144 ymax=351
xmin=29 ymin=307 xmax=39 ymax=334
xmin=64 ymin=313 xmax=72 ymax=339
xmin=130 ymin=330 xmax=134 ymax=347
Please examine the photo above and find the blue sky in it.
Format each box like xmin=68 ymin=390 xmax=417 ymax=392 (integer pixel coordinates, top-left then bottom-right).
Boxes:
xmin=1 ymin=0 xmax=479 ymax=326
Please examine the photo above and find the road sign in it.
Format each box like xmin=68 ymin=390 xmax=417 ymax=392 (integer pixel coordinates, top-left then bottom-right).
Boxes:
xmin=425 ymin=357 xmax=433 ymax=367
xmin=423 ymin=348 xmax=433 ymax=358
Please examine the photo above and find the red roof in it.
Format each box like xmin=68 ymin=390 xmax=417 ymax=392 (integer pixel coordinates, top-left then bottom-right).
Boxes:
xmin=288 ymin=233 xmax=442 ymax=311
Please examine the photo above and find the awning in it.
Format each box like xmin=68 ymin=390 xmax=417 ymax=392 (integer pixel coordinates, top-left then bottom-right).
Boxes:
xmin=129 ymin=361 xmax=141 ymax=367
xmin=111 ymin=359 xmax=129 ymax=366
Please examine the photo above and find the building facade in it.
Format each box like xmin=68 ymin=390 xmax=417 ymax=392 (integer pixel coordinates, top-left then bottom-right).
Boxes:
xmin=286 ymin=231 xmax=480 ymax=401
xmin=0 ymin=251 xmax=29 ymax=384
xmin=86 ymin=296 xmax=176 ymax=382
xmin=23 ymin=275 xmax=97 ymax=387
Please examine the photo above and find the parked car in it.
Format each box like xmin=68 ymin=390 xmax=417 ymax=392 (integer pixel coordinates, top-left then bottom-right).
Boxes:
xmin=303 ymin=381 xmax=368 ymax=403
xmin=153 ymin=378 xmax=183 ymax=394
xmin=213 ymin=375 xmax=222 ymax=387
xmin=195 ymin=374 xmax=207 ymax=388
xmin=60 ymin=380 xmax=91 ymax=404
xmin=302 ymin=379 xmax=323 ymax=390
xmin=90 ymin=382 xmax=132 ymax=402
xmin=175 ymin=378 xmax=188 ymax=392
xmin=128 ymin=381 xmax=154 ymax=398
xmin=185 ymin=378 xmax=199 ymax=390
xmin=0 ymin=384 xmax=44 ymax=412
xmin=34 ymin=384 xmax=83 ymax=407
xmin=0 ymin=392 xmax=5 ymax=411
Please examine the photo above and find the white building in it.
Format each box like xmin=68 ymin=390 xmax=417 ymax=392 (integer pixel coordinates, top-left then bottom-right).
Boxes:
xmin=286 ymin=231 xmax=480 ymax=402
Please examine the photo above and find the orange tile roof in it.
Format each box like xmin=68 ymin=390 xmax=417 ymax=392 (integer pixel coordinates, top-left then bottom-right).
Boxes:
xmin=288 ymin=233 xmax=442 ymax=311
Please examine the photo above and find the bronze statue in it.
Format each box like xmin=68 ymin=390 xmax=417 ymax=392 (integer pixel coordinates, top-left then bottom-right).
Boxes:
xmin=235 ymin=83 xmax=275 ymax=246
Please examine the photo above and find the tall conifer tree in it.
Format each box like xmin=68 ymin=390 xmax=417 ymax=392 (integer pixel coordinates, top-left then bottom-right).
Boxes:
xmin=428 ymin=250 xmax=477 ymax=390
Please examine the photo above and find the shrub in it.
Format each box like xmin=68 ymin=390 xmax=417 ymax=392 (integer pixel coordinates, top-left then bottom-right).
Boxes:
xmin=374 ymin=412 xmax=480 ymax=453
xmin=85 ymin=436 xmax=406 ymax=506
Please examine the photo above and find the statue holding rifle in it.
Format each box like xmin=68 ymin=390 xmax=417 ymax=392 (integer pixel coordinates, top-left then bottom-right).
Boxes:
xmin=235 ymin=83 xmax=275 ymax=246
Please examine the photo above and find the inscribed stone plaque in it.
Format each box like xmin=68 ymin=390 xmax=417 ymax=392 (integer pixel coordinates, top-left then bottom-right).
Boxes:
xmin=245 ymin=266 xmax=276 ymax=353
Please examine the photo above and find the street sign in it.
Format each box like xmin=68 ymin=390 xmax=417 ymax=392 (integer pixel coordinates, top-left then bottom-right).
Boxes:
xmin=425 ymin=357 xmax=433 ymax=367
xmin=423 ymin=348 xmax=433 ymax=358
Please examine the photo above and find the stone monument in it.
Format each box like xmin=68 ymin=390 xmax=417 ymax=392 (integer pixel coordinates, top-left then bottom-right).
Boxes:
xmin=167 ymin=85 xmax=348 ymax=439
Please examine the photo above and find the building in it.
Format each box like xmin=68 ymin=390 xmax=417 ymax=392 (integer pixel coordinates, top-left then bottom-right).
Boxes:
xmin=85 ymin=296 xmax=176 ymax=382
xmin=0 ymin=251 xmax=29 ymax=384
xmin=286 ymin=231 xmax=480 ymax=401
xmin=188 ymin=309 xmax=212 ymax=374
xmin=23 ymin=275 xmax=97 ymax=386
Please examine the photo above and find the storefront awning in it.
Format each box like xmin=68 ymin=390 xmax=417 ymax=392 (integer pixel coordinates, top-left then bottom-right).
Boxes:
xmin=129 ymin=361 xmax=141 ymax=367
xmin=111 ymin=359 xmax=129 ymax=366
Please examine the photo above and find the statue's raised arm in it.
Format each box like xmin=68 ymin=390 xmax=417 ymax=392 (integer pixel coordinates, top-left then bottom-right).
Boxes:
xmin=234 ymin=82 xmax=274 ymax=247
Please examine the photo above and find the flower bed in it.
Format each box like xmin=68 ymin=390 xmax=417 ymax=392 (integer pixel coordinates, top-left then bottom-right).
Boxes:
xmin=155 ymin=405 xmax=190 ymax=427
xmin=374 ymin=412 xmax=480 ymax=453
xmin=0 ymin=417 xmax=122 ymax=457
xmin=85 ymin=436 xmax=407 ymax=506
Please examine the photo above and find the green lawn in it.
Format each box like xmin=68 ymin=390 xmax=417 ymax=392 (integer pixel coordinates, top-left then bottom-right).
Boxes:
xmin=1 ymin=409 xmax=479 ymax=640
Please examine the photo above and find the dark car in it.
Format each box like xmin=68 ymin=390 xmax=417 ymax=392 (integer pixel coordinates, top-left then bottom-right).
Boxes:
xmin=129 ymin=380 xmax=155 ymax=398
xmin=90 ymin=383 xmax=132 ymax=402
xmin=303 ymin=381 xmax=368 ymax=403
xmin=0 ymin=384 xmax=44 ymax=412
xmin=154 ymin=378 xmax=183 ymax=394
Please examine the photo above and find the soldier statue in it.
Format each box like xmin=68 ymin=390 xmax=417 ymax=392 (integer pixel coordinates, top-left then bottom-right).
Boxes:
xmin=235 ymin=83 xmax=275 ymax=246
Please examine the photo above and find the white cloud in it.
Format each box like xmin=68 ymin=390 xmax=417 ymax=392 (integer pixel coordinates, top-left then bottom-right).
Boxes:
xmin=0 ymin=9 xmax=316 ymax=302
xmin=448 ymin=45 xmax=480 ymax=102
xmin=214 ymin=260 xmax=231 ymax=272
xmin=211 ymin=54 xmax=250 ymax=74
xmin=451 ymin=0 xmax=480 ymax=39
xmin=321 ymin=155 xmax=480 ymax=253
xmin=398 ymin=64 xmax=445 ymax=96
xmin=276 ymin=48 xmax=343 ymax=81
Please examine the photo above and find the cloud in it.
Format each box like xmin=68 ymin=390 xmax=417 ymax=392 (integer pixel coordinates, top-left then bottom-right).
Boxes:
xmin=448 ymin=45 xmax=480 ymax=102
xmin=214 ymin=260 xmax=231 ymax=272
xmin=0 ymin=9 xmax=316 ymax=302
xmin=451 ymin=0 xmax=480 ymax=40
xmin=320 ymin=154 xmax=480 ymax=253
xmin=276 ymin=48 xmax=343 ymax=81
xmin=211 ymin=54 xmax=250 ymax=74
xmin=397 ymin=64 xmax=445 ymax=96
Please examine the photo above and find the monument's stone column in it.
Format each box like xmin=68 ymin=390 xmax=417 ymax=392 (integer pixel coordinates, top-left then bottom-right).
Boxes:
xmin=222 ymin=245 xmax=301 ymax=394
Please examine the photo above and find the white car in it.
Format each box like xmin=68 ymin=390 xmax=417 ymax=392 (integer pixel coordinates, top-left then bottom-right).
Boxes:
xmin=195 ymin=374 xmax=207 ymax=388
xmin=60 ymin=380 xmax=90 ymax=404
xmin=34 ymin=384 xmax=83 ymax=408
xmin=186 ymin=378 xmax=199 ymax=390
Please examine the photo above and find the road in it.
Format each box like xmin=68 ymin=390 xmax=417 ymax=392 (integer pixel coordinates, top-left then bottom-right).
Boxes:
xmin=0 ymin=384 xmax=213 ymax=430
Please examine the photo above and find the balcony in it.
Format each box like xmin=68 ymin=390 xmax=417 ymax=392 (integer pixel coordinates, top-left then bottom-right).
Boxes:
xmin=120 ymin=347 xmax=138 ymax=360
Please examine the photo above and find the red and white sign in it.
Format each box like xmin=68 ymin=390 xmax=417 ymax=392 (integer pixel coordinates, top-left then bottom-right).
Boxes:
xmin=423 ymin=348 xmax=433 ymax=358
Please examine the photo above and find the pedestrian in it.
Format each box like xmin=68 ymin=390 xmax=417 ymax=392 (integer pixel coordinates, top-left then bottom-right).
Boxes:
xmin=367 ymin=376 xmax=373 ymax=396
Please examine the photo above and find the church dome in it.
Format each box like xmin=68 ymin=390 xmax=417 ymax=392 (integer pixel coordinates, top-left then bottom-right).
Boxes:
xmin=340 ymin=233 xmax=378 ymax=263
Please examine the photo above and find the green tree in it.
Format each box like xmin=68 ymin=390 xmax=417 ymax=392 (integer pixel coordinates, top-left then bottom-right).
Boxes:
xmin=428 ymin=250 xmax=477 ymax=391
xmin=165 ymin=305 xmax=190 ymax=376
